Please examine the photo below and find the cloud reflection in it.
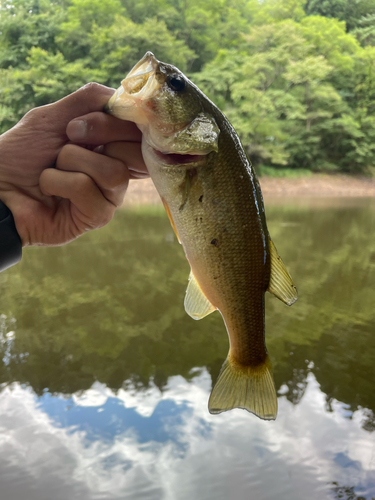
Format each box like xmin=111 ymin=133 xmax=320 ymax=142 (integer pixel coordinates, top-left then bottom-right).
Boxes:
xmin=0 ymin=371 xmax=374 ymax=500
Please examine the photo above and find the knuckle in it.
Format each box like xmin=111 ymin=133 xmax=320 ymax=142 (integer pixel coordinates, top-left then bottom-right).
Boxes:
xmin=79 ymin=82 xmax=110 ymax=101
xmin=75 ymin=172 xmax=93 ymax=192
xmin=56 ymin=144 xmax=76 ymax=166
xmin=81 ymin=82 xmax=102 ymax=94
xmin=94 ymin=206 xmax=115 ymax=229
xmin=21 ymin=106 xmax=44 ymax=125
xmin=103 ymin=159 xmax=129 ymax=190
xmin=79 ymin=203 xmax=114 ymax=232
xmin=62 ymin=143 xmax=78 ymax=155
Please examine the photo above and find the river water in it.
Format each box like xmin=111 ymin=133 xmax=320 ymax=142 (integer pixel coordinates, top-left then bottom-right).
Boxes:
xmin=0 ymin=196 xmax=374 ymax=500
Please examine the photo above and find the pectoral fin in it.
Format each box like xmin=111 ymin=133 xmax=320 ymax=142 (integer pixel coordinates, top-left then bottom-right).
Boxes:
xmin=267 ymin=237 xmax=298 ymax=306
xmin=161 ymin=197 xmax=181 ymax=244
xmin=184 ymin=271 xmax=216 ymax=320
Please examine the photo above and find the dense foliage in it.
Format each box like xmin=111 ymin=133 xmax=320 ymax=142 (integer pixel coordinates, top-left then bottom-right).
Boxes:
xmin=0 ymin=0 xmax=375 ymax=173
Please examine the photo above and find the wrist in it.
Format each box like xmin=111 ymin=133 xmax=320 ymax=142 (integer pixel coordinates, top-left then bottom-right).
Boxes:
xmin=0 ymin=200 xmax=22 ymax=272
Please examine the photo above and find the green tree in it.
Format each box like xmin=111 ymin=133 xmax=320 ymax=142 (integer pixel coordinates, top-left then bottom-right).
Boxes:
xmin=56 ymin=0 xmax=124 ymax=61
xmin=196 ymin=21 xmax=345 ymax=170
xmin=353 ymin=14 xmax=375 ymax=46
xmin=300 ymin=16 xmax=360 ymax=79
xmin=0 ymin=0 xmax=65 ymax=69
xmin=0 ymin=0 xmax=375 ymax=172
xmin=304 ymin=0 xmax=375 ymax=32
xmin=196 ymin=15 xmax=375 ymax=173
xmin=88 ymin=16 xmax=195 ymax=86
xmin=252 ymin=0 xmax=306 ymax=24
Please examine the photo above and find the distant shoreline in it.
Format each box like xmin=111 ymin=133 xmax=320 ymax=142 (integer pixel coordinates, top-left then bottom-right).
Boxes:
xmin=123 ymin=174 xmax=375 ymax=207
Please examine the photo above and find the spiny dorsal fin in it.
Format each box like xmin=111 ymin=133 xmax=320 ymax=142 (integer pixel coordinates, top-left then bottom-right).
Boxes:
xmin=208 ymin=353 xmax=277 ymax=420
xmin=184 ymin=271 xmax=216 ymax=320
xmin=267 ymin=237 xmax=297 ymax=306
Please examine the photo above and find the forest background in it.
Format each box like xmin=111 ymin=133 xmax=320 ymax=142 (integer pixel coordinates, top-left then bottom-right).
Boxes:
xmin=0 ymin=0 xmax=375 ymax=176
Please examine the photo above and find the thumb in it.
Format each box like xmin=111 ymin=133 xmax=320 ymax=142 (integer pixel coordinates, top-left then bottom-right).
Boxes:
xmin=22 ymin=83 xmax=116 ymax=132
xmin=50 ymin=83 xmax=115 ymax=122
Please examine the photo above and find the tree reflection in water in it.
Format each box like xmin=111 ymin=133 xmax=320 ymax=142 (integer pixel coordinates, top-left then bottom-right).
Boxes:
xmin=1 ymin=198 xmax=375 ymax=498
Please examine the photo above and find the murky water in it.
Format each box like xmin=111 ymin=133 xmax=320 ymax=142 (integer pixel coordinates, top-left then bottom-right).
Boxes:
xmin=1 ymin=196 xmax=375 ymax=500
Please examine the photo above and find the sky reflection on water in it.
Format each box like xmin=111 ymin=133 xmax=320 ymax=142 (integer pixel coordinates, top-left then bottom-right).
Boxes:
xmin=1 ymin=370 xmax=374 ymax=500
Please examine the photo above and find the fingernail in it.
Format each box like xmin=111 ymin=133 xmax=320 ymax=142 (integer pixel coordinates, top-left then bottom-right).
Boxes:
xmin=94 ymin=145 xmax=104 ymax=154
xmin=67 ymin=120 xmax=87 ymax=141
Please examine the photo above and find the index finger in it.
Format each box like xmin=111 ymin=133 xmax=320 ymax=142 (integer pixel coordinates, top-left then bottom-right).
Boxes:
xmin=66 ymin=112 xmax=142 ymax=146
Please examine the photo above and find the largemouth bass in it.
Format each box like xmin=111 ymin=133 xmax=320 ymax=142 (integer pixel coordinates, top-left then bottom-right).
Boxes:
xmin=106 ymin=52 xmax=297 ymax=420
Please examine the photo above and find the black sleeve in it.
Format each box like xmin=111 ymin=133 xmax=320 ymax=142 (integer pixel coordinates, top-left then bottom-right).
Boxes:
xmin=0 ymin=200 xmax=22 ymax=272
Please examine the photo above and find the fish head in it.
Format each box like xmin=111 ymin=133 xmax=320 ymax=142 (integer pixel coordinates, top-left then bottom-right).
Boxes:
xmin=106 ymin=52 xmax=220 ymax=161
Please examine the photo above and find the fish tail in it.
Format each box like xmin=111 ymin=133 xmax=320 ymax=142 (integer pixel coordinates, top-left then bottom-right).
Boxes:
xmin=208 ymin=353 xmax=277 ymax=420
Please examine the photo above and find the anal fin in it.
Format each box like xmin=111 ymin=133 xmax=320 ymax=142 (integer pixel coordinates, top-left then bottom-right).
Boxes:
xmin=267 ymin=237 xmax=298 ymax=306
xmin=184 ymin=271 xmax=216 ymax=320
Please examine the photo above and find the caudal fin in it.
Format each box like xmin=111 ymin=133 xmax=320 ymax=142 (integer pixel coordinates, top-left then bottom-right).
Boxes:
xmin=208 ymin=354 xmax=277 ymax=420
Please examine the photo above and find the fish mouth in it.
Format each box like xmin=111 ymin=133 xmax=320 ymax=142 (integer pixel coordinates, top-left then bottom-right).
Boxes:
xmin=153 ymin=148 xmax=207 ymax=166
xmin=106 ymin=52 xmax=160 ymax=118
xmin=122 ymin=51 xmax=158 ymax=95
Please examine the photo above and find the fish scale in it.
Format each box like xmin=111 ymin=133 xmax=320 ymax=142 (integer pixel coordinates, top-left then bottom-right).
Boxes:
xmin=106 ymin=52 xmax=297 ymax=420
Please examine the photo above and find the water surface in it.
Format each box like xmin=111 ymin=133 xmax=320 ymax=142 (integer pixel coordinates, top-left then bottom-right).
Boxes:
xmin=0 ymin=197 xmax=375 ymax=500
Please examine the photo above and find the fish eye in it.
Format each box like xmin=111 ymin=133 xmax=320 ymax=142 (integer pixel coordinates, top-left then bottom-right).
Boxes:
xmin=167 ymin=75 xmax=186 ymax=92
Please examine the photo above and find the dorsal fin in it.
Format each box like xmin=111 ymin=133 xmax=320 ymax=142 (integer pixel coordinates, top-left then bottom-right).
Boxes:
xmin=267 ymin=237 xmax=298 ymax=306
xmin=184 ymin=271 xmax=216 ymax=320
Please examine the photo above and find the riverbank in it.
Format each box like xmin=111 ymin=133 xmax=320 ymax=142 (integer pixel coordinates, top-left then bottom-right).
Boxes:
xmin=123 ymin=174 xmax=375 ymax=206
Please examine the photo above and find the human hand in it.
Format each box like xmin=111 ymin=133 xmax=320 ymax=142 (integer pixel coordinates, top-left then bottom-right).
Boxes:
xmin=0 ymin=83 xmax=148 ymax=247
